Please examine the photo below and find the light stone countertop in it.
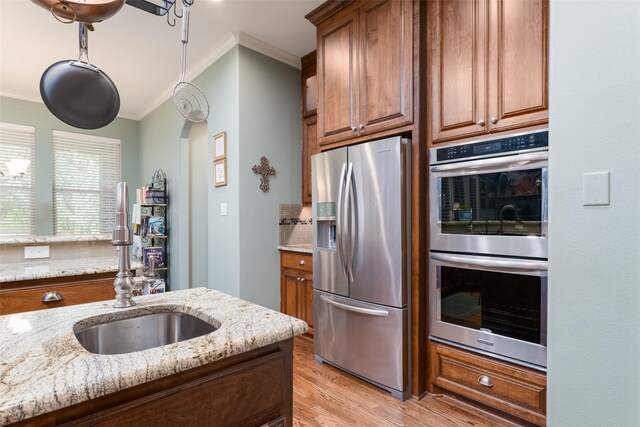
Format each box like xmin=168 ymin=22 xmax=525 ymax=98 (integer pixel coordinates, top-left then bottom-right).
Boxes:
xmin=0 ymin=234 xmax=111 ymax=245
xmin=277 ymin=244 xmax=313 ymax=254
xmin=0 ymin=287 xmax=308 ymax=425
xmin=0 ymin=256 xmax=143 ymax=283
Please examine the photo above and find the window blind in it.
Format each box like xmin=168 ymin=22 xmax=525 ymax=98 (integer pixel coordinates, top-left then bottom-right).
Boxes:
xmin=0 ymin=123 xmax=35 ymax=236
xmin=53 ymin=131 xmax=121 ymax=235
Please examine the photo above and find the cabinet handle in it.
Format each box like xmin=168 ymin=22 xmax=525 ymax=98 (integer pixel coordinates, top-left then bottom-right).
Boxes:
xmin=490 ymin=116 xmax=498 ymax=124
xmin=42 ymin=291 xmax=63 ymax=303
xmin=478 ymin=375 xmax=494 ymax=388
xmin=298 ymin=260 xmax=305 ymax=266
xmin=477 ymin=119 xmax=485 ymax=127
xmin=351 ymin=126 xmax=357 ymax=132
xmin=359 ymin=124 xmax=365 ymax=130
xmin=300 ymin=278 xmax=306 ymax=283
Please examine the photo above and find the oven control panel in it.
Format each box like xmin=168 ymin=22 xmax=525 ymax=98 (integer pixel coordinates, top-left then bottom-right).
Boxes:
xmin=435 ymin=131 xmax=548 ymax=163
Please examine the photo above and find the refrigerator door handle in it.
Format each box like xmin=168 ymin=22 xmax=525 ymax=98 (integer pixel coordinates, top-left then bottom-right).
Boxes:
xmin=336 ymin=163 xmax=348 ymax=280
xmin=320 ymin=295 xmax=389 ymax=317
xmin=343 ymin=162 xmax=355 ymax=282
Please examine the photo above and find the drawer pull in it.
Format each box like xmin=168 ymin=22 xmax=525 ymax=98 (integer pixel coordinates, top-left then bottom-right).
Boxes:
xmin=478 ymin=375 xmax=494 ymax=388
xmin=298 ymin=260 xmax=305 ymax=266
xmin=42 ymin=291 xmax=63 ymax=303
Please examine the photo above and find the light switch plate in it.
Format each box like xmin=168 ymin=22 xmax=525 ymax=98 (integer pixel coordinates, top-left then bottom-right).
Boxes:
xmin=220 ymin=203 xmax=227 ymax=216
xmin=583 ymin=171 xmax=610 ymax=206
xmin=24 ymin=245 xmax=50 ymax=259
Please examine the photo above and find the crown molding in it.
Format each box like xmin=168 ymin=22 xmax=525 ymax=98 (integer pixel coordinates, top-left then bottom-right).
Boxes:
xmin=236 ymin=31 xmax=301 ymax=70
xmin=137 ymin=31 xmax=301 ymax=121
xmin=136 ymin=32 xmax=238 ymax=121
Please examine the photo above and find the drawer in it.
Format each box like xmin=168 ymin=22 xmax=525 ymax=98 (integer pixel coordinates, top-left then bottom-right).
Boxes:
xmin=430 ymin=341 xmax=546 ymax=426
xmin=0 ymin=277 xmax=115 ymax=315
xmin=280 ymin=251 xmax=312 ymax=272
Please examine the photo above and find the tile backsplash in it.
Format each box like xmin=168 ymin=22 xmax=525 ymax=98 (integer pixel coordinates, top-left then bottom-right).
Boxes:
xmin=279 ymin=204 xmax=312 ymax=246
xmin=0 ymin=240 xmax=115 ymax=264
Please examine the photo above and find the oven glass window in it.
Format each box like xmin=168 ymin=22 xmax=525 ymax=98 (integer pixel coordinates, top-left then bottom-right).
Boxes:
xmin=440 ymin=169 xmax=543 ymax=236
xmin=440 ymin=266 xmax=542 ymax=344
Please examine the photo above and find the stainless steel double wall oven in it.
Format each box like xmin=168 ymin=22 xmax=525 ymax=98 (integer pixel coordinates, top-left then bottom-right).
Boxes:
xmin=429 ymin=130 xmax=548 ymax=369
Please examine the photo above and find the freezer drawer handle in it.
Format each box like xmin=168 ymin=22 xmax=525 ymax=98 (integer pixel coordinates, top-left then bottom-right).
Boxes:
xmin=320 ymin=295 xmax=389 ymax=317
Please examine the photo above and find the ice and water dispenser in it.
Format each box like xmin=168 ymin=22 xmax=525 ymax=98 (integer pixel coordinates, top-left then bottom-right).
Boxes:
xmin=316 ymin=202 xmax=336 ymax=250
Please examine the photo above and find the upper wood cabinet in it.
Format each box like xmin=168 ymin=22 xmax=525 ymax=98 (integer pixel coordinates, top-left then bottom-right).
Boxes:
xmin=314 ymin=0 xmax=413 ymax=146
xmin=301 ymin=51 xmax=318 ymax=206
xmin=302 ymin=115 xmax=318 ymax=206
xmin=429 ymin=0 xmax=548 ymax=145
xmin=302 ymin=51 xmax=318 ymax=118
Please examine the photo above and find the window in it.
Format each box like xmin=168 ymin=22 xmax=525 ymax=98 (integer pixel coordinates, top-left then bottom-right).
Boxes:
xmin=0 ymin=123 xmax=35 ymax=236
xmin=53 ymin=131 xmax=121 ymax=235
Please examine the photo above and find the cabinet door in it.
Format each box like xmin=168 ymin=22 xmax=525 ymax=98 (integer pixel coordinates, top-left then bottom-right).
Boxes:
xmin=429 ymin=0 xmax=487 ymax=144
xmin=301 ymin=279 xmax=314 ymax=332
xmin=281 ymin=270 xmax=299 ymax=318
xmin=301 ymin=115 xmax=318 ymax=206
xmin=487 ymin=0 xmax=548 ymax=132
xmin=302 ymin=51 xmax=318 ymax=118
xmin=317 ymin=10 xmax=359 ymax=145
xmin=358 ymin=0 xmax=413 ymax=135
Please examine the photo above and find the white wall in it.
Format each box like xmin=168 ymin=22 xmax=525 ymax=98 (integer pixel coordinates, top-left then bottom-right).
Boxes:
xmin=548 ymin=1 xmax=640 ymax=425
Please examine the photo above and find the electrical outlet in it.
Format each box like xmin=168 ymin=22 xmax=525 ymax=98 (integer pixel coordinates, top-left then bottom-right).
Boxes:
xmin=24 ymin=246 xmax=50 ymax=259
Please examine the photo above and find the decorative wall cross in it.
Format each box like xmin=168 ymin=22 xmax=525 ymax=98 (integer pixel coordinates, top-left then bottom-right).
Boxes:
xmin=252 ymin=156 xmax=276 ymax=193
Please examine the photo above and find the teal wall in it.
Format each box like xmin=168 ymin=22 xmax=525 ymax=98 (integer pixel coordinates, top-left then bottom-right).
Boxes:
xmin=238 ymin=46 xmax=301 ymax=309
xmin=0 ymin=96 xmax=140 ymax=235
xmin=138 ymin=45 xmax=301 ymax=310
xmin=0 ymin=45 xmax=301 ymax=311
xmin=138 ymin=96 xmax=187 ymax=289
xmin=195 ymin=47 xmax=241 ymax=297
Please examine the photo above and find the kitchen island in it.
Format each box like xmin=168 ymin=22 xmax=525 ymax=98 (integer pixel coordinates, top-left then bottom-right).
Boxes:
xmin=0 ymin=288 xmax=308 ymax=426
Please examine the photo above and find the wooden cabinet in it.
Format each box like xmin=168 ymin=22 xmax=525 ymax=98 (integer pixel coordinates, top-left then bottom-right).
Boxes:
xmin=301 ymin=51 xmax=319 ymax=206
xmin=430 ymin=341 xmax=547 ymax=426
xmin=429 ymin=0 xmax=548 ymax=145
xmin=280 ymin=251 xmax=313 ymax=336
xmin=0 ymin=273 xmax=116 ymax=315
xmin=19 ymin=339 xmax=294 ymax=427
xmin=313 ymin=0 xmax=413 ymax=146
xmin=302 ymin=51 xmax=318 ymax=118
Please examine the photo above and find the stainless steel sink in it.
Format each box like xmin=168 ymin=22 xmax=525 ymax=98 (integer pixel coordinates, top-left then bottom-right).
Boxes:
xmin=75 ymin=312 xmax=217 ymax=355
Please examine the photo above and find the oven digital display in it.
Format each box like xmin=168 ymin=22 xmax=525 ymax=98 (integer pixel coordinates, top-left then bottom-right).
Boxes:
xmin=473 ymin=141 xmax=501 ymax=154
xmin=435 ymin=131 xmax=548 ymax=162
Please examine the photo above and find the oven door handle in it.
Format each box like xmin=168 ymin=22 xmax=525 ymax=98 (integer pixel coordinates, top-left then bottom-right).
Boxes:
xmin=430 ymin=252 xmax=548 ymax=272
xmin=430 ymin=151 xmax=548 ymax=173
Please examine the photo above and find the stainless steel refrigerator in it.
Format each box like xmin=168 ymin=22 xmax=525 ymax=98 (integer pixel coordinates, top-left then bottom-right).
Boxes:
xmin=312 ymin=136 xmax=411 ymax=400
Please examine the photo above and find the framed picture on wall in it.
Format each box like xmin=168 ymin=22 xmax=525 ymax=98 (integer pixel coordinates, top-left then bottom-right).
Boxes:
xmin=213 ymin=131 xmax=226 ymax=160
xmin=214 ymin=158 xmax=227 ymax=187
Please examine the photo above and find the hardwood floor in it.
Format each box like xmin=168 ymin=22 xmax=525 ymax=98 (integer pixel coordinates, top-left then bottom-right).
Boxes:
xmin=292 ymin=337 xmax=517 ymax=427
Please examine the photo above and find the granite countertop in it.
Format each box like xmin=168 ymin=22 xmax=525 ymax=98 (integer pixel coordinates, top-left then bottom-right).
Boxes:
xmin=277 ymin=244 xmax=313 ymax=254
xmin=0 ymin=288 xmax=308 ymax=425
xmin=0 ymin=256 xmax=143 ymax=283
xmin=0 ymin=234 xmax=111 ymax=245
